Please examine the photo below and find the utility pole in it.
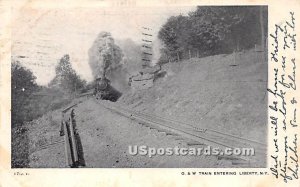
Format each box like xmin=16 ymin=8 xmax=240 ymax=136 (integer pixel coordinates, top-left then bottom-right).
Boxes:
xmin=141 ymin=27 xmax=153 ymax=68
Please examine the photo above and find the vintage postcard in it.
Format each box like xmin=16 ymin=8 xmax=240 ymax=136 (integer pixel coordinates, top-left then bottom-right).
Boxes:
xmin=0 ymin=0 xmax=299 ymax=186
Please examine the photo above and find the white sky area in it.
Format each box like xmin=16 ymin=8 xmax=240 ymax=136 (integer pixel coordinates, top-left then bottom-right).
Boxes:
xmin=12 ymin=6 xmax=196 ymax=85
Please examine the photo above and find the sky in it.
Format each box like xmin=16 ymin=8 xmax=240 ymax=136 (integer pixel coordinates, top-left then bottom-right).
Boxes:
xmin=12 ymin=6 xmax=196 ymax=85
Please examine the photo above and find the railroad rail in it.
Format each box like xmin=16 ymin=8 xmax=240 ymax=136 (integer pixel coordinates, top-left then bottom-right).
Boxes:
xmin=32 ymin=102 xmax=84 ymax=168
xmin=32 ymin=103 xmax=80 ymax=153
xmin=96 ymin=99 xmax=267 ymax=166
xmin=60 ymin=104 xmax=82 ymax=167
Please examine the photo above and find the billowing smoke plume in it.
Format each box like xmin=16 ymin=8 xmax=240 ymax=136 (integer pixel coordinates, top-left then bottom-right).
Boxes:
xmin=88 ymin=32 xmax=123 ymax=79
xmin=151 ymin=38 xmax=161 ymax=65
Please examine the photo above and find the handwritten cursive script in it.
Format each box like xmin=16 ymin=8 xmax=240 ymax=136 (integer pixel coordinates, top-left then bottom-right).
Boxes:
xmin=268 ymin=11 xmax=298 ymax=183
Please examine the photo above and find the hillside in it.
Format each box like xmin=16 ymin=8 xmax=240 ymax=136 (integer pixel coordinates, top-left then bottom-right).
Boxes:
xmin=119 ymin=49 xmax=268 ymax=141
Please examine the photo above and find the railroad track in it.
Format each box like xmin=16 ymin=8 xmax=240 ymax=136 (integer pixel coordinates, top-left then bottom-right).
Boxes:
xmin=31 ymin=102 xmax=85 ymax=168
xmin=96 ymin=99 xmax=267 ymax=166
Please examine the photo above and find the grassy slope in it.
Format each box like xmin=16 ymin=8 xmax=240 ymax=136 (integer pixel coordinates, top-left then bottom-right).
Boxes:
xmin=119 ymin=49 xmax=268 ymax=142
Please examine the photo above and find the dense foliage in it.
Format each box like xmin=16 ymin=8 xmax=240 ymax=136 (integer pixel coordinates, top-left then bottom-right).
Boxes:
xmin=158 ymin=6 xmax=267 ymax=63
xmin=11 ymin=61 xmax=39 ymax=125
xmin=12 ymin=54 xmax=85 ymax=127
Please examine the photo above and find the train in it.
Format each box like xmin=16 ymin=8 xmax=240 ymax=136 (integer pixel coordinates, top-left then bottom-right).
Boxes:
xmin=93 ymin=77 xmax=122 ymax=102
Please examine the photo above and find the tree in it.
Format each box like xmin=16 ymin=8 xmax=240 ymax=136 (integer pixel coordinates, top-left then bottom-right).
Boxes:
xmin=49 ymin=54 xmax=86 ymax=93
xmin=158 ymin=6 xmax=268 ymax=63
xmin=158 ymin=15 xmax=190 ymax=61
xmin=11 ymin=61 xmax=38 ymax=125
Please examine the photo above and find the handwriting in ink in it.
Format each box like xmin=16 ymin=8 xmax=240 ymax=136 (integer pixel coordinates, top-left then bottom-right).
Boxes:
xmin=270 ymin=25 xmax=284 ymax=62
xmin=288 ymin=134 xmax=298 ymax=179
xmin=288 ymin=58 xmax=296 ymax=90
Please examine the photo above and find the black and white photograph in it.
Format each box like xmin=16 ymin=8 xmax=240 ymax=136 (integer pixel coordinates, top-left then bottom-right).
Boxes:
xmin=11 ymin=5 xmax=268 ymax=168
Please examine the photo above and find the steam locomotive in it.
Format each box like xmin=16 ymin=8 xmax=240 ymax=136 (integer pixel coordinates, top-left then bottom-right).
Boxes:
xmin=93 ymin=77 xmax=122 ymax=102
